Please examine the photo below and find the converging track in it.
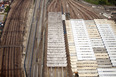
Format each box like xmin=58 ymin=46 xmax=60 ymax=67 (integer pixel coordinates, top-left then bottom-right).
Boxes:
xmin=0 ymin=0 xmax=31 ymax=76
xmin=46 ymin=0 xmax=102 ymax=77
xmin=47 ymin=0 xmax=101 ymax=20
xmin=0 ymin=0 xmax=103 ymax=77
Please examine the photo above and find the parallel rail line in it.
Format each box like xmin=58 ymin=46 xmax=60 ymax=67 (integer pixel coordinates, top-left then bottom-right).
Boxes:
xmin=0 ymin=0 xmax=31 ymax=76
xmin=47 ymin=0 xmax=101 ymax=19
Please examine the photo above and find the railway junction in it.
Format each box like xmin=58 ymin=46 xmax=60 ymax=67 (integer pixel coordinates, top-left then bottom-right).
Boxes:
xmin=0 ymin=0 xmax=116 ymax=77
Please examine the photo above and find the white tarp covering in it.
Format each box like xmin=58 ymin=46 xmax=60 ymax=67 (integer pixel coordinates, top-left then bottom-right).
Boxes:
xmin=96 ymin=23 xmax=116 ymax=66
xmin=47 ymin=12 xmax=67 ymax=67
xmin=98 ymin=68 xmax=116 ymax=77
xmin=65 ymin=20 xmax=77 ymax=72
xmin=70 ymin=19 xmax=96 ymax=60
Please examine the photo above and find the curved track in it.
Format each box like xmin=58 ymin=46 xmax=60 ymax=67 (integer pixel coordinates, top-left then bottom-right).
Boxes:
xmin=0 ymin=0 xmax=31 ymax=77
xmin=47 ymin=0 xmax=101 ymax=20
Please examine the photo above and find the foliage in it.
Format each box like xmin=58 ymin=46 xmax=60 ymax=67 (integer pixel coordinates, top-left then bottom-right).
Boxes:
xmin=108 ymin=0 xmax=116 ymax=5
xmin=98 ymin=0 xmax=107 ymax=5
xmin=84 ymin=0 xmax=116 ymax=5
xmin=5 ymin=6 xmax=10 ymax=12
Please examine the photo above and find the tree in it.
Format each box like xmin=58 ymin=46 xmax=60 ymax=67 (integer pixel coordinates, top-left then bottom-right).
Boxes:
xmin=5 ymin=6 xmax=10 ymax=12
xmin=98 ymin=0 xmax=107 ymax=5
xmin=108 ymin=0 xmax=116 ymax=5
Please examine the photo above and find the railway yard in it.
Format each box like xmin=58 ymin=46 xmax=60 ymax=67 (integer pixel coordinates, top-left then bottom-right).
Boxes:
xmin=0 ymin=0 xmax=31 ymax=76
xmin=0 ymin=0 xmax=116 ymax=77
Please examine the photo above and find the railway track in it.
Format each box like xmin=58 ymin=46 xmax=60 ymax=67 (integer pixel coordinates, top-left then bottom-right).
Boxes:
xmin=0 ymin=0 xmax=31 ymax=76
xmin=47 ymin=0 xmax=101 ymax=19
xmin=24 ymin=0 xmax=48 ymax=76
xmin=0 ymin=0 xmax=103 ymax=77
xmin=46 ymin=0 xmax=102 ymax=77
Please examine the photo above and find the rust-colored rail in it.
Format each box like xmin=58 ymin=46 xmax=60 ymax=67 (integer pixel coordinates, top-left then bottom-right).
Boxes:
xmin=0 ymin=0 xmax=31 ymax=77
xmin=47 ymin=0 xmax=101 ymax=20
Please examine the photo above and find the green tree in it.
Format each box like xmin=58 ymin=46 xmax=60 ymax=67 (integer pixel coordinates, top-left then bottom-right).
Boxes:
xmin=98 ymin=0 xmax=107 ymax=5
xmin=108 ymin=0 xmax=116 ymax=5
xmin=5 ymin=6 xmax=10 ymax=12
